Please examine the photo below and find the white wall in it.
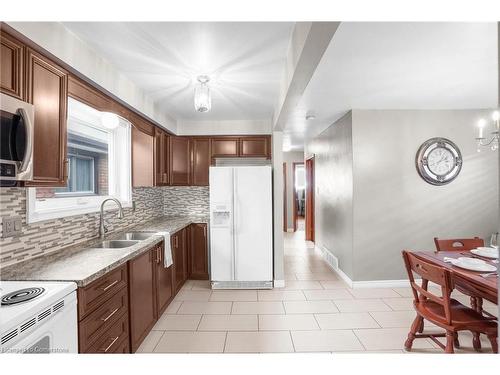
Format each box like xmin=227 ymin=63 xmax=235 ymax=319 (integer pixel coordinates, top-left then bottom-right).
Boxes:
xmin=305 ymin=112 xmax=354 ymax=278
xmin=177 ymin=120 xmax=271 ymax=135
xmin=272 ymin=132 xmax=285 ymax=284
xmin=352 ymin=110 xmax=499 ymax=281
xmin=283 ymin=151 xmax=305 ymax=230
xmin=8 ymin=22 xmax=177 ymax=133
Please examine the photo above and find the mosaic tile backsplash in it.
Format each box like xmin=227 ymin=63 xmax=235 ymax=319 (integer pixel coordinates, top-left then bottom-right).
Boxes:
xmin=0 ymin=186 xmax=209 ymax=267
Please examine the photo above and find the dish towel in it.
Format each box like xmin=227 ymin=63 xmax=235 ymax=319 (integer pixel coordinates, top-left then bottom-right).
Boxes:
xmin=156 ymin=231 xmax=173 ymax=268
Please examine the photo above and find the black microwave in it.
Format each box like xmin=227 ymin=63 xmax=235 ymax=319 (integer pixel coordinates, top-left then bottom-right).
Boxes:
xmin=0 ymin=93 xmax=34 ymax=186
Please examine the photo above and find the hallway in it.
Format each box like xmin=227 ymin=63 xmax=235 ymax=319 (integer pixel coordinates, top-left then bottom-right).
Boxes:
xmin=136 ymin=230 xmax=497 ymax=353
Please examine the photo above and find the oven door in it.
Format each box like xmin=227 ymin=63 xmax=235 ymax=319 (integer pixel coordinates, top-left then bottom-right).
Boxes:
xmin=7 ymin=293 xmax=78 ymax=354
xmin=0 ymin=93 xmax=34 ymax=184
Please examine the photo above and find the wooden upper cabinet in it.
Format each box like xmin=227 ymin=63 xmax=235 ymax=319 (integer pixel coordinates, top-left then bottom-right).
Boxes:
xmin=132 ymin=126 xmax=154 ymax=187
xmin=25 ymin=48 xmax=68 ymax=186
xmin=191 ymin=138 xmax=210 ymax=186
xmin=128 ymin=248 xmax=157 ymax=353
xmin=189 ymin=223 xmax=209 ymax=280
xmin=240 ymin=136 xmax=270 ymax=158
xmin=0 ymin=31 xmax=24 ymax=100
xmin=170 ymin=136 xmax=190 ymax=185
xmin=211 ymin=138 xmax=239 ymax=158
xmin=68 ymin=75 xmax=111 ymax=111
xmin=154 ymin=129 xmax=169 ymax=186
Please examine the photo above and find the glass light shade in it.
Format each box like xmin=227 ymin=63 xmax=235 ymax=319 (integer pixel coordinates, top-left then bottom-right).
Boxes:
xmin=194 ymin=83 xmax=211 ymax=112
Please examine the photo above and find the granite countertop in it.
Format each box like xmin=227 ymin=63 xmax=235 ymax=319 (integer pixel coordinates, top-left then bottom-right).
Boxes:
xmin=0 ymin=215 xmax=209 ymax=287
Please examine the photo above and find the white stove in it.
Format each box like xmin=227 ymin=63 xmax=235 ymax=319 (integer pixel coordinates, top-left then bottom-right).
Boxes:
xmin=0 ymin=281 xmax=78 ymax=354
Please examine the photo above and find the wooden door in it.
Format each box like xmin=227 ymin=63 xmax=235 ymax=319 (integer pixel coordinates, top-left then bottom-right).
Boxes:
xmin=132 ymin=126 xmax=154 ymax=187
xmin=128 ymin=248 xmax=157 ymax=352
xmin=0 ymin=31 xmax=24 ymax=100
xmin=211 ymin=138 xmax=239 ymax=158
xmin=191 ymin=138 xmax=210 ymax=186
xmin=154 ymin=242 xmax=173 ymax=316
xmin=240 ymin=136 xmax=270 ymax=158
xmin=25 ymin=48 xmax=68 ymax=186
xmin=305 ymin=157 xmax=315 ymax=242
xmin=170 ymin=137 xmax=190 ymax=185
xmin=189 ymin=223 xmax=209 ymax=280
xmin=154 ymin=129 xmax=169 ymax=186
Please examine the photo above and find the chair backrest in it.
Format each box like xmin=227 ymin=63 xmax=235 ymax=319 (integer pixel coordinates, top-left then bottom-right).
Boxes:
xmin=434 ymin=237 xmax=484 ymax=252
xmin=402 ymin=250 xmax=453 ymax=324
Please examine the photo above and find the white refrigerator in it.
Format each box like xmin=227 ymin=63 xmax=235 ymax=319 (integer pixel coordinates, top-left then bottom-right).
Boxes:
xmin=209 ymin=165 xmax=273 ymax=289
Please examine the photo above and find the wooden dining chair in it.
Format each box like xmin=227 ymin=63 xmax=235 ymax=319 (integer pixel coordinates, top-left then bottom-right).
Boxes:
xmin=434 ymin=237 xmax=484 ymax=253
xmin=433 ymin=237 xmax=494 ymax=327
xmin=402 ymin=250 xmax=497 ymax=354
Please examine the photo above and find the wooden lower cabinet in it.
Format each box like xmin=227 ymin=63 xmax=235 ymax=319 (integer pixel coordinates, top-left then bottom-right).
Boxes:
xmin=154 ymin=242 xmax=174 ymax=316
xmin=128 ymin=247 xmax=157 ymax=353
xmin=189 ymin=223 xmax=209 ymax=280
xmin=172 ymin=228 xmax=188 ymax=293
xmin=76 ymin=226 xmax=207 ymax=353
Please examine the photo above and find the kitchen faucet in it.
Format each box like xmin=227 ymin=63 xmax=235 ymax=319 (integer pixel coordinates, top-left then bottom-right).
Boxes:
xmin=99 ymin=198 xmax=124 ymax=239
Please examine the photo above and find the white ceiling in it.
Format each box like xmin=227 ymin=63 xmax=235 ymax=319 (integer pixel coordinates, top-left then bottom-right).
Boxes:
xmin=62 ymin=22 xmax=293 ymax=121
xmin=285 ymin=22 xmax=498 ymax=150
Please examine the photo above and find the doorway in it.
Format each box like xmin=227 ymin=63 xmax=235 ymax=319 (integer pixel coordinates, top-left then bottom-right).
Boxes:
xmin=293 ymin=162 xmax=305 ymax=232
xmin=305 ymin=156 xmax=315 ymax=242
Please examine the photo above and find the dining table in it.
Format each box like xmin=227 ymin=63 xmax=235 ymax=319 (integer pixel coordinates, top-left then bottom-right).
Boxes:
xmin=412 ymin=250 xmax=498 ymax=305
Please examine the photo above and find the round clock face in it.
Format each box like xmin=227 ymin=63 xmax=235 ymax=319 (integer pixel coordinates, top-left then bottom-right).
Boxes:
xmin=416 ymin=138 xmax=462 ymax=185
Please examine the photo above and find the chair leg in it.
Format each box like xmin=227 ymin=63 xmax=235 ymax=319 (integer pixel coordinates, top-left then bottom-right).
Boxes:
xmin=453 ymin=332 xmax=460 ymax=348
xmin=416 ymin=316 xmax=424 ymax=333
xmin=487 ymin=334 xmax=498 ymax=354
xmin=445 ymin=332 xmax=455 ymax=354
xmin=404 ymin=315 xmax=421 ymax=351
xmin=472 ymin=332 xmax=482 ymax=351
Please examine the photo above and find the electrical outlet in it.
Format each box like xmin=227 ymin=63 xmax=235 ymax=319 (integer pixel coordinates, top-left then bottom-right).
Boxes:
xmin=1 ymin=216 xmax=22 ymax=238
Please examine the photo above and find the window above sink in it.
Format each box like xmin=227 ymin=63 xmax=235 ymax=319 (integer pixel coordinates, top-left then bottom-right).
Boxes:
xmin=27 ymin=98 xmax=133 ymax=224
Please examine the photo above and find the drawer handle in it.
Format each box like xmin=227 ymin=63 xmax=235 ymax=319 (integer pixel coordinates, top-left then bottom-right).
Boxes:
xmin=101 ymin=336 xmax=119 ymax=353
xmin=100 ymin=307 xmax=119 ymax=322
xmin=100 ymin=280 xmax=118 ymax=292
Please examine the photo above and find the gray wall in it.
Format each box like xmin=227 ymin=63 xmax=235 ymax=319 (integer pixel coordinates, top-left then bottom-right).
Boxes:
xmin=283 ymin=151 xmax=305 ymax=229
xmin=306 ymin=112 xmax=354 ymax=278
xmin=306 ymin=109 xmax=499 ymax=282
xmin=352 ymin=110 xmax=499 ymax=281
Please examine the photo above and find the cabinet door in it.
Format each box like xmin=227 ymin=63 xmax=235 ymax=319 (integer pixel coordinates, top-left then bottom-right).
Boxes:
xmin=154 ymin=243 xmax=173 ymax=316
xmin=1 ymin=31 xmax=24 ymax=100
xmin=172 ymin=229 xmax=188 ymax=293
xmin=211 ymin=138 xmax=239 ymax=158
xmin=128 ymin=248 xmax=157 ymax=353
xmin=191 ymin=138 xmax=210 ymax=186
xmin=154 ymin=129 xmax=168 ymax=186
xmin=189 ymin=223 xmax=209 ymax=280
xmin=25 ymin=48 xmax=68 ymax=186
xmin=132 ymin=126 xmax=154 ymax=187
xmin=240 ymin=136 xmax=270 ymax=158
xmin=170 ymin=136 xmax=190 ymax=185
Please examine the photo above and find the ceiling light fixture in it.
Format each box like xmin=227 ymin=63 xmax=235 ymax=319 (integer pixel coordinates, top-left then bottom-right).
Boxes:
xmin=100 ymin=112 xmax=120 ymax=129
xmin=194 ymin=75 xmax=211 ymax=113
xmin=305 ymin=112 xmax=316 ymax=121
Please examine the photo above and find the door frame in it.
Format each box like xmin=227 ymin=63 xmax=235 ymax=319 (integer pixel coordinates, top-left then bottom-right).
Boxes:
xmin=305 ymin=156 xmax=315 ymax=242
xmin=292 ymin=162 xmax=304 ymax=232
xmin=283 ymin=162 xmax=287 ymax=232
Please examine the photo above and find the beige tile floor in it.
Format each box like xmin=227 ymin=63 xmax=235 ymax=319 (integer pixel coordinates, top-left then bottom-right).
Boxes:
xmin=137 ymin=230 xmax=498 ymax=354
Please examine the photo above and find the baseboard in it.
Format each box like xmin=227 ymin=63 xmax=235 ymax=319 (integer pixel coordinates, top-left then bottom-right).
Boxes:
xmin=273 ymin=279 xmax=285 ymax=288
xmin=318 ymin=245 xmax=412 ymax=289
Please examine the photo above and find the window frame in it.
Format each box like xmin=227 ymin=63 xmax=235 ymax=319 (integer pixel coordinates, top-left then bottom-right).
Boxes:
xmin=27 ymin=98 xmax=132 ymax=224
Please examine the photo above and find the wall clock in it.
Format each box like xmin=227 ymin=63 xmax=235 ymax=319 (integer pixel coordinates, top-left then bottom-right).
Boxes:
xmin=416 ymin=137 xmax=462 ymax=185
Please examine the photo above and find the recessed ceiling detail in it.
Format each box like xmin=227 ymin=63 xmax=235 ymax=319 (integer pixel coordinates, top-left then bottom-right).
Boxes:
xmin=62 ymin=22 xmax=294 ymax=121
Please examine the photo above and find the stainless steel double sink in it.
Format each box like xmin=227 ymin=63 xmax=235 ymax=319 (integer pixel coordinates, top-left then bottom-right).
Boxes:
xmin=92 ymin=231 xmax=158 ymax=249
